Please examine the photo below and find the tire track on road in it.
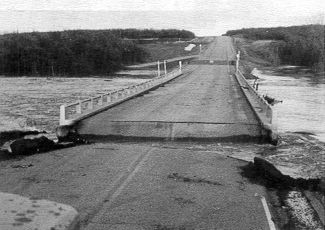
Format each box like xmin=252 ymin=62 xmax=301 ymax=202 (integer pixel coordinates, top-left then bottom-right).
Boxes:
xmin=83 ymin=147 xmax=155 ymax=228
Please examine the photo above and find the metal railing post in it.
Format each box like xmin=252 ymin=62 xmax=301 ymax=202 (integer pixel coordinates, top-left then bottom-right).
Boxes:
xmin=164 ymin=60 xmax=167 ymax=76
xmin=157 ymin=60 xmax=160 ymax=77
xmin=99 ymin=95 xmax=103 ymax=106
xmin=88 ymin=98 xmax=93 ymax=110
xmin=60 ymin=105 xmax=66 ymax=125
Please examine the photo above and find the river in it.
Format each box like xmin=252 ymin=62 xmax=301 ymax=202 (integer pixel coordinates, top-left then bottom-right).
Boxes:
xmin=0 ymin=76 xmax=147 ymax=136
xmin=252 ymin=68 xmax=325 ymax=143
xmin=1 ymin=69 xmax=325 ymax=143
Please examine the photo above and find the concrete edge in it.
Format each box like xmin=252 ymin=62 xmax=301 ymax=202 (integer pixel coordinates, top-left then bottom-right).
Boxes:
xmin=0 ymin=192 xmax=79 ymax=230
xmin=77 ymin=133 xmax=262 ymax=143
xmin=233 ymin=72 xmax=278 ymax=145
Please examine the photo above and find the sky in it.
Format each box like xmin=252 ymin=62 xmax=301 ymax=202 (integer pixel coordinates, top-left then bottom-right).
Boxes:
xmin=0 ymin=0 xmax=324 ymax=35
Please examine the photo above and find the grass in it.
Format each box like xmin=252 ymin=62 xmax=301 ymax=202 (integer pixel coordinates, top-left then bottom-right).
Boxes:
xmin=139 ymin=42 xmax=200 ymax=62
xmin=233 ymin=37 xmax=283 ymax=79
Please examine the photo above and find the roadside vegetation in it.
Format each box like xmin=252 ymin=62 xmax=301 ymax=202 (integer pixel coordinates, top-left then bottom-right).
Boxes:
xmin=110 ymin=28 xmax=195 ymax=40
xmin=138 ymin=42 xmax=199 ymax=62
xmin=225 ymin=24 xmax=325 ymax=73
xmin=138 ymin=36 xmax=214 ymax=62
xmin=0 ymin=29 xmax=195 ymax=77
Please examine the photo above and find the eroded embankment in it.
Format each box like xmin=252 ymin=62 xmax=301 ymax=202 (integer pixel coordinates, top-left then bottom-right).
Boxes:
xmin=233 ymin=132 xmax=325 ymax=229
xmin=241 ymin=161 xmax=324 ymax=230
xmin=0 ymin=130 xmax=46 ymax=146
xmin=0 ymin=126 xmax=90 ymax=160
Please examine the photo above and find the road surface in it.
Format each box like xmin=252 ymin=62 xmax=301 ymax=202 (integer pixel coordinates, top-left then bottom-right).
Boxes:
xmin=0 ymin=142 xmax=273 ymax=229
xmin=78 ymin=36 xmax=261 ymax=141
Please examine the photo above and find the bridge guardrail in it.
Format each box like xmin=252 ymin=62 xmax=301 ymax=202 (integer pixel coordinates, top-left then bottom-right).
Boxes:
xmin=59 ymin=62 xmax=184 ymax=126
xmin=234 ymin=69 xmax=277 ymax=143
xmin=237 ymin=70 xmax=273 ymax=122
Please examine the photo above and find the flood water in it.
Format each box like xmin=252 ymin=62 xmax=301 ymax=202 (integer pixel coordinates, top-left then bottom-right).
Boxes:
xmin=1 ymin=70 xmax=325 ymax=143
xmin=0 ymin=76 xmax=147 ymax=134
xmin=252 ymin=68 xmax=325 ymax=142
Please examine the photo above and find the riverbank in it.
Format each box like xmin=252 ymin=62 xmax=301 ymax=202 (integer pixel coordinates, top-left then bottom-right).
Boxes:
xmin=233 ymin=36 xmax=325 ymax=227
xmin=233 ymin=37 xmax=324 ymax=79
xmin=233 ymin=37 xmax=274 ymax=79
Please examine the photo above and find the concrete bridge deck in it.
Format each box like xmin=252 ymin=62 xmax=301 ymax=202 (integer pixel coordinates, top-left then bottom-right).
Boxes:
xmin=77 ymin=37 xmax=262 ymax=141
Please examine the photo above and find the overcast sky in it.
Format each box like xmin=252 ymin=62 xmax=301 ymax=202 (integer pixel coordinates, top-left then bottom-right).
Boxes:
xmin=0 ymin=0 xmax=324 ymax=35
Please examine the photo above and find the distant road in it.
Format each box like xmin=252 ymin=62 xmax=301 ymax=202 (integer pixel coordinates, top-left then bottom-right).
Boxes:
xmin=126 ymin=55 xmax=198 ymax=69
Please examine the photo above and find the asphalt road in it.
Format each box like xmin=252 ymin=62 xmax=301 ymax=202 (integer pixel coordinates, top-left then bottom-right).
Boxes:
xmin=0 ymin=142 xmax=273 ymax=229
xmin=78 ymin=36 xmax=261 ymax=140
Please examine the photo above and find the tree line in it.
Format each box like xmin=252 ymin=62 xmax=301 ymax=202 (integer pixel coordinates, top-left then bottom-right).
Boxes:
xmin=225 ymin=25 xmax=325 ymax=72
xmin=110 ymin=29 xmax=195 ymax=40
xmin=0 ymin=29 xmax=195 ymax=76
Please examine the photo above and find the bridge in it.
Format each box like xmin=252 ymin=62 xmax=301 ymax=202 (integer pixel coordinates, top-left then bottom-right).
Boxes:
xmin=59 ymin=36 xmax=276 ymax=143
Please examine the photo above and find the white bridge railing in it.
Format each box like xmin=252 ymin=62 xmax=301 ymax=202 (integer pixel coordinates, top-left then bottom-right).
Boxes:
xmin=234 ymin=51 xmax=273 ymax=124
xmin=236 ymin=69 xmax=273 ymax=123
xmin=59 ymin=61 xmax=183 ymax=126
xmin=234 ymin=50 xmax=278 ymax=143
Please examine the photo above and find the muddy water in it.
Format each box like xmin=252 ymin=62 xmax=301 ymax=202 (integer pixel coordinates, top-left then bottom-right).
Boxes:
xmin=0 ymin=76 xmax=147 ymax=134
xmin=252 ymin=68 xmax=325 ymax=142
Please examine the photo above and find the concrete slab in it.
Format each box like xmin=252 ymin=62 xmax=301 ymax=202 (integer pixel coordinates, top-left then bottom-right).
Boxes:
xmin=0 ymin=192 xmax=79 ymax=230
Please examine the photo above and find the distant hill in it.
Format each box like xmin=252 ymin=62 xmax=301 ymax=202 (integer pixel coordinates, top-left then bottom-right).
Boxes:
xmin=0 ymin=29 xmax=195 ymax=76
xmin=225 ymin=25 xmax=324 ymax=72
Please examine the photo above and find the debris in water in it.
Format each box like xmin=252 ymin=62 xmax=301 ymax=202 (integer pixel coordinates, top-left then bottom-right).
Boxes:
xmin=263 ymin=95 xmax=283 ymax=105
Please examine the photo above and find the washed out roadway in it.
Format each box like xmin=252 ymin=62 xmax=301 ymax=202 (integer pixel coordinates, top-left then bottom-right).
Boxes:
xmin=0 ymin=142 xmax=272 ymax=229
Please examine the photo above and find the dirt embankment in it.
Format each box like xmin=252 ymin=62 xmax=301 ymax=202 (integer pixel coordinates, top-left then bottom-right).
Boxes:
xmin=233 ymin=37 xmax=284 ymax=79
